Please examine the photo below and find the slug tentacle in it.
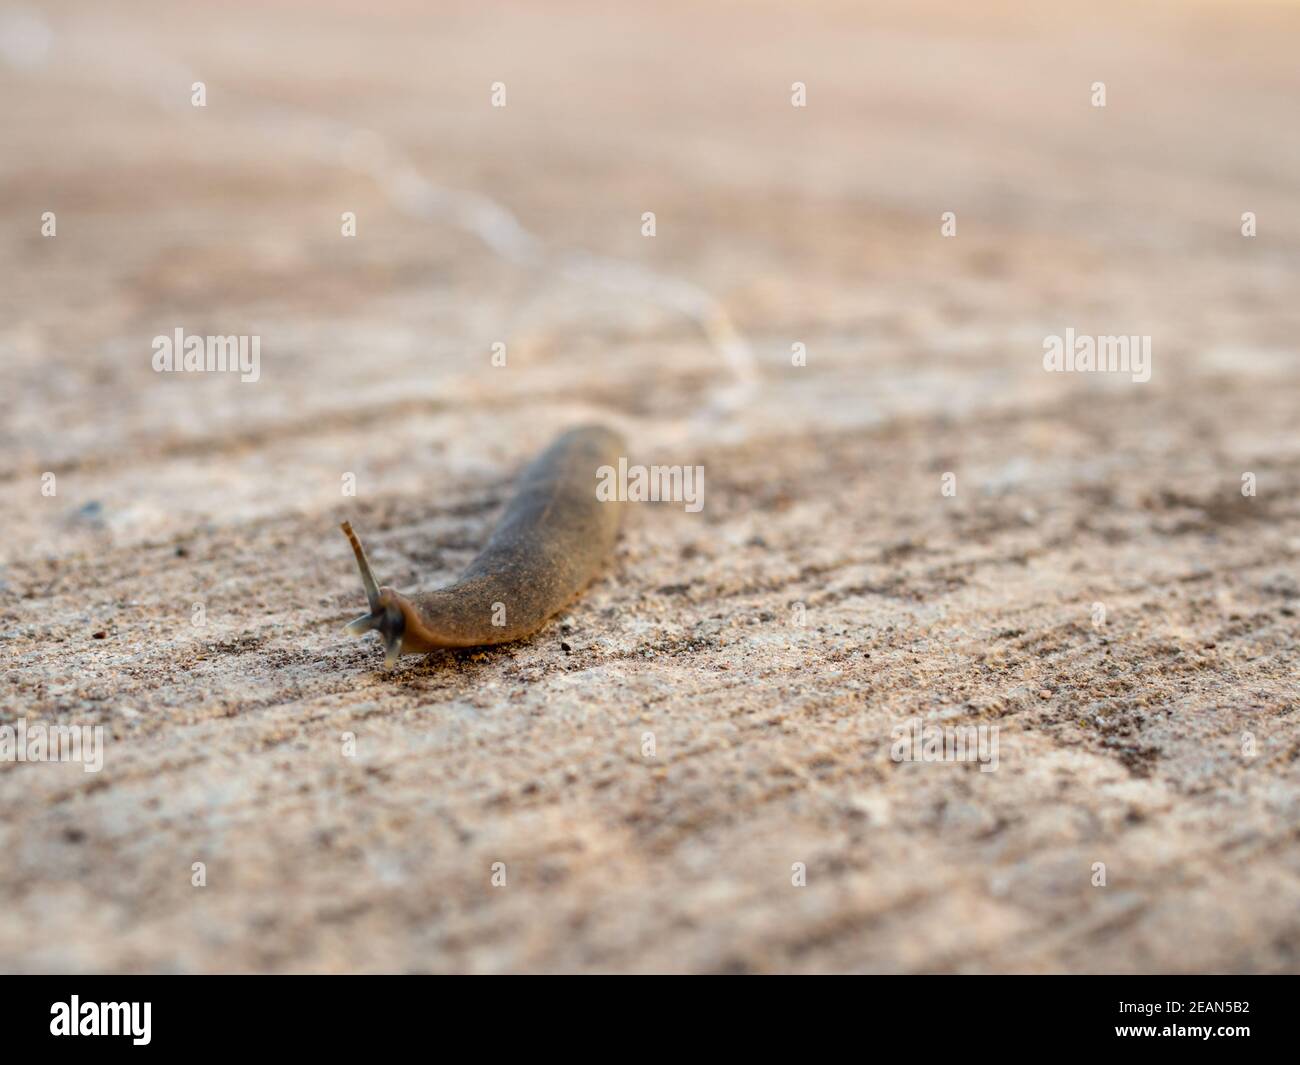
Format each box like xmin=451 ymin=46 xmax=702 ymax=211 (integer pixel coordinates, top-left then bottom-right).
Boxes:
xmin=341 ymin=425 xmax=625 ymax=667
xmin=341 ymin=520 xmax=382 ymax=610
xmin=340 ymin=520 xmax=407 ymax=667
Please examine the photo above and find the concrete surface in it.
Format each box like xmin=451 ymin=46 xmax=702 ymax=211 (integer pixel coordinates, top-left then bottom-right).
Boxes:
xmin=1 ymin=0 xmax=1298 ymax=972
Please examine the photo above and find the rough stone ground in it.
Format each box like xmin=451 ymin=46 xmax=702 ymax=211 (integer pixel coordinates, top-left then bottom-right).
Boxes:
xmin=1 ymin=0 xmax=1298 ymax=973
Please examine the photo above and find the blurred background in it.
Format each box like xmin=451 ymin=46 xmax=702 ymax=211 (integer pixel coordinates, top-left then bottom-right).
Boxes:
xmin=5 ymin=0 xmax=1299 ymax=552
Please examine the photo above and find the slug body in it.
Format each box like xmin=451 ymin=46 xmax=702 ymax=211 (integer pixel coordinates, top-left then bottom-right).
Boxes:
xmin=342 ymin=425 xmax=625 ymax=665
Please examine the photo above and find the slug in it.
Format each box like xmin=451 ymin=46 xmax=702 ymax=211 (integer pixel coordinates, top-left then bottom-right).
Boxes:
xmin=341 ymin=424 xmax=625 ymax=666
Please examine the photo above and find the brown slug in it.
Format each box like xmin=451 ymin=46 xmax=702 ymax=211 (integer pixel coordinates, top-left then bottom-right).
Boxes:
xmin=341 ymin=424 xmax=625 ymax=666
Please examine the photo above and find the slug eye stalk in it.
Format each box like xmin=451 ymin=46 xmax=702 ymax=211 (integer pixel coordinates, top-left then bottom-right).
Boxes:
xmin=340 ymin=521 xmax=405 ymax=668
xmin=341 ymin=521 xmax=380 ymax=609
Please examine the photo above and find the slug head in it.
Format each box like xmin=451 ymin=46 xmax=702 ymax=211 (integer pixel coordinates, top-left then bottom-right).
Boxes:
xmin=340 ymin=521 xmax=407 ymax=668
